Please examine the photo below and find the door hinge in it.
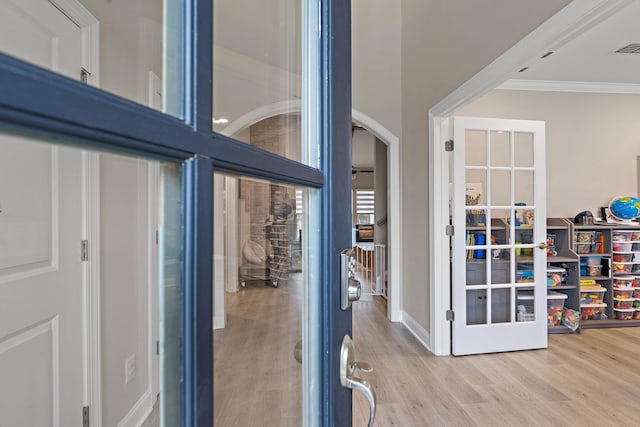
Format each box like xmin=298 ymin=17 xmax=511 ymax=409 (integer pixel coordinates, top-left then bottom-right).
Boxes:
xmin=80 ymin=68 xmax=91 ymax=84
xmin=156 ymin=340 xmax=160 ymax=355
xmin=155 ymin=230 xmax=159 ymax=245
xmin=446 ymin=310 xmax=455 ymax=321
xmin=445 ymin=140 xmax=454 ymax=151
xmin=445 ymin=224 xmax=454 ymax=236
xmin=81 ymin=240 xmax=89 ymax=262
xmin=83 ymin=405 xmax=90 ymax=427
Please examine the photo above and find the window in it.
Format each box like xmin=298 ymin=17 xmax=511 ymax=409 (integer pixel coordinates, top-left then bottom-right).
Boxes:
xmin=355 ymin=188 xmax=375 ymax=224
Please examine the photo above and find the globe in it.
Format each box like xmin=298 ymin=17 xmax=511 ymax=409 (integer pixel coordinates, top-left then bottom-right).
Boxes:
xmin=609 ymin=196 xmax=640 ymax=221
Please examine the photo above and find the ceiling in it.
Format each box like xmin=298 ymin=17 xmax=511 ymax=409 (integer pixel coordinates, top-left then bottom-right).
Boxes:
xmin=502 ymin=1 xmax=640 ymax=87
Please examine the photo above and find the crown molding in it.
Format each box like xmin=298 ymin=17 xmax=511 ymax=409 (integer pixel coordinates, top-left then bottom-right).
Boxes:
xmin=498 ymin=79 xmax=640 ymax=94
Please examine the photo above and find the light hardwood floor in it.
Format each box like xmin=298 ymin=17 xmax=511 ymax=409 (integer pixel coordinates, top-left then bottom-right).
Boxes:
xmin=214 ymin=274 xmax=640 ymax=426
xmin=353 ymin=294 xmax=640 ymax=426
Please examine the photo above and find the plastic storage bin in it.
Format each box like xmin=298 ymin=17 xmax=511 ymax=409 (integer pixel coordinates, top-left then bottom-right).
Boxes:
xmin=613 ymin=230 xmax=637 ymax=242
xmin=547 ymin=291 xmax=568 ymax=326
xmin=613 ymin=242 xmax=633 ymax=252
xmin=614 ymin=253 xmax=634 ymax=262
xmin=613 ymin=287 xmax=634 ymax=299
xmin=613 ymin=276 xmax=635 ymax=287
xmin=613 ymin=262 xmax=633 ymax=274
xmin=634 ymin=309 xmax=640 ymax=320
xmin=580 ymin=288 xmax=606 ymax=305
xmin=613 ymin=298 xmax=635 ymax=309
xmin=516 ymin=293 xmax=535 ymax=322
xmin=547 ymin=266 xmax=567 ymax=287
xmin=581 ymin=303 xmax=607 ymax=320
xmin=614 ymin=308 xmax=635 ymax=320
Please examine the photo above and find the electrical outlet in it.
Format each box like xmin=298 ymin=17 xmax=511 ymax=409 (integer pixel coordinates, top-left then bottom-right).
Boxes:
xmin=125 ymin=354 xmax=136 ymax=384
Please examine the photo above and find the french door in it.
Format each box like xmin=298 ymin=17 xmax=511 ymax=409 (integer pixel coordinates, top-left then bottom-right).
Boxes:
xmin=452 ymin=117 xmax=547 ymax=356
xmin=0 ymin=0 xmax=353 ymax=426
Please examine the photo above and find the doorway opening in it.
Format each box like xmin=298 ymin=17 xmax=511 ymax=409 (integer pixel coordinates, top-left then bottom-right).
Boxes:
xmin=351 ymin=124 xmax=389 ymax=305
xmin=429 ymin=0 xmax=638 ymax=355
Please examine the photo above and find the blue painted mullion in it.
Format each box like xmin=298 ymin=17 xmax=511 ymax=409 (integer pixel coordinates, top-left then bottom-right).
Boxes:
xmin=0 ymin=54 xmax=323 ymax=188
xmin=182 ymin=155 xmax=214 ymax=427
xmin=320 ymin=0 xmax=352 ymax=425
xmin=184 ymin=0 xmax=213 ymax=134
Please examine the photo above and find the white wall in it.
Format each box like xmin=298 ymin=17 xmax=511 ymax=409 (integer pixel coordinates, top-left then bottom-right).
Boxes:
xmin=374 ymin=138 xmax=388 ymax=246
xmin=457 ymin=89 xmax=640 ymax=218
xmin=400 ymin=0 xmax=571 ymax=334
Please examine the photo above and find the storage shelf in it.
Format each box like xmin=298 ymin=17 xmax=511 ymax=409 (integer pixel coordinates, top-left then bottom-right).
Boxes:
xmin=581 ymin=319 xmax=640 ymax=329
xmin=578 ymin=253 xmax=612 ymax=257
xmin=548 ymin=285 xmax=576 ymax=290
xmin=579 ymin=275 xmax=610 ymax=281
xmin=547 ymin=256 xmax=577 ymax=263
xmin=548 ymin=325 xmax=576 ymax=334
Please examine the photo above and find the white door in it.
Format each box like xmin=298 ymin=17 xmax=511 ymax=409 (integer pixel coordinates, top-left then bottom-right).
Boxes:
xmin=452 ymin=117 xmax=547 ymax=356
xmin=0 ymin=1 xmax=86 ymax=425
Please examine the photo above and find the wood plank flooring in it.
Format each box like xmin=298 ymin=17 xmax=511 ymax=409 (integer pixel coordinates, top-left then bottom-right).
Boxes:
xmin=214 ymin=274 xmax=640 ymax=426
xmin=353 ymin=294 xmax=640 ymax=426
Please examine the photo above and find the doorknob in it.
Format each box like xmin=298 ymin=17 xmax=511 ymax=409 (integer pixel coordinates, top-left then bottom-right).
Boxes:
xmin=340 ymin=335 xmax=376 ymax=427
xmin=538 ymin=241 xmax=549 ymax=250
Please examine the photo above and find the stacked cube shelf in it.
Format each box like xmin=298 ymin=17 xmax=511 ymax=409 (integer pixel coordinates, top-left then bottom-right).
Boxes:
xmin=546 ymin=218 xmax=580 ymax=333
xmin=570 ymin=220 xmax=640 ymax=328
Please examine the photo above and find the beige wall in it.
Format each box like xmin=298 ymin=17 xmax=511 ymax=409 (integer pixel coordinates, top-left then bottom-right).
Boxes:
xmin=400 ymin=0 xmax=570 ymax=332
xmin=353 ymin=0 xmax=402 ymax=138
xmin=458 ymin=89 xmax=640 ymax=218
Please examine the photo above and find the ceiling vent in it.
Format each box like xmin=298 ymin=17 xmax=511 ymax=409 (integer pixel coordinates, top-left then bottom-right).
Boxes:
xmin=615 ymin=44 xmax=640 ymax=54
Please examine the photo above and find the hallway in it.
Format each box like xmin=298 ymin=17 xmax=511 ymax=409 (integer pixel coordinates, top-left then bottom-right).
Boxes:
xmin=213 ymin=272 xmax=640 ymax=426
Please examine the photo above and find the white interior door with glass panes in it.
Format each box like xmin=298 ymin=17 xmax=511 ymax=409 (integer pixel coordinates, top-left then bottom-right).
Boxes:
xmin=452 ymin=117 xmax=547 ymax=356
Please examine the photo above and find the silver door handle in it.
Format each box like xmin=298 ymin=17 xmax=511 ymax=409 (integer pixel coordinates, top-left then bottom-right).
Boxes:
xmin=340 ymin=335 xmax=376 ymax=427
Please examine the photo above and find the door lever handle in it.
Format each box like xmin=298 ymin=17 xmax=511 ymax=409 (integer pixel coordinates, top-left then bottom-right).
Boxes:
xmin=340 ymin=335 xmax=376 ymax=426
xmin=346 ymin=376 xmax=376 ymax=427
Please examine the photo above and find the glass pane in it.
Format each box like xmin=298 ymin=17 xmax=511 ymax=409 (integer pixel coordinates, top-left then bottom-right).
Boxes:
xmin=514 ymin=132 xmax=534 ymax=167
xmin=0 ymin=0 xmax=184 ymax=118
xmin=466 ymin=289 xmax=487 ymax=325
xmin=491 ymin=288 xmax=511 ymax=324
xmin=490 ymin=258 xmax=509 ymax=285
xmin=466 ymin=258 xmax=486 ymax=286
xmin=213 ymin=1 xmax=309 ymax=163
xmin=515 ymin=170 xmax=534 ymax=207
xmin=159 ymin=162 xmax=183 ymax=426
xmin=516 ymin=288 xmax=535 ymax=322
xmin=213 ymin=173 xmax=318 ymax=425
xmin=0 ymin=131 xmax=182 ymax=426
xmin=465 ymin=129 xmax=487 ymax=166
xmin=491 ymin=170 xmax=511 ymax=206
xmin=491 ymin=210 xmax=510 ymax=235
xmin=490 ymin=130 xmax=510 ymax=167
xmin=465 ymin=170 xmax=486 ymax=206
xmin=516 ymin=251 xmax=535 ymax=283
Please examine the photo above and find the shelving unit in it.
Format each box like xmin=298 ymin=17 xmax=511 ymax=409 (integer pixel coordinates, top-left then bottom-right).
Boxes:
xmin=569 ymin=221 xmax=640 ymax=329
xmin=266 ymin=222 xmax=291 ymax=287
xmin=546 ymin=218 xmax=580 ymax=334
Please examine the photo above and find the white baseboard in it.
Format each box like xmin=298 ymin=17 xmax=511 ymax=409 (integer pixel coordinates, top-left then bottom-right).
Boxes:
xmin=401 ymin=310 xmax=432 ymax=353
xmin=117 ymin=390 xmax=152 ymax=427
xmin=213 ymin=314 xmax=226 ymax=330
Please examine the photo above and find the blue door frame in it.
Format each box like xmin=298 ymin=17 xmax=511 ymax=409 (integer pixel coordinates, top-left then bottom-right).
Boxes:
xmin=0 ymin=0 xmax=351 ymax=424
